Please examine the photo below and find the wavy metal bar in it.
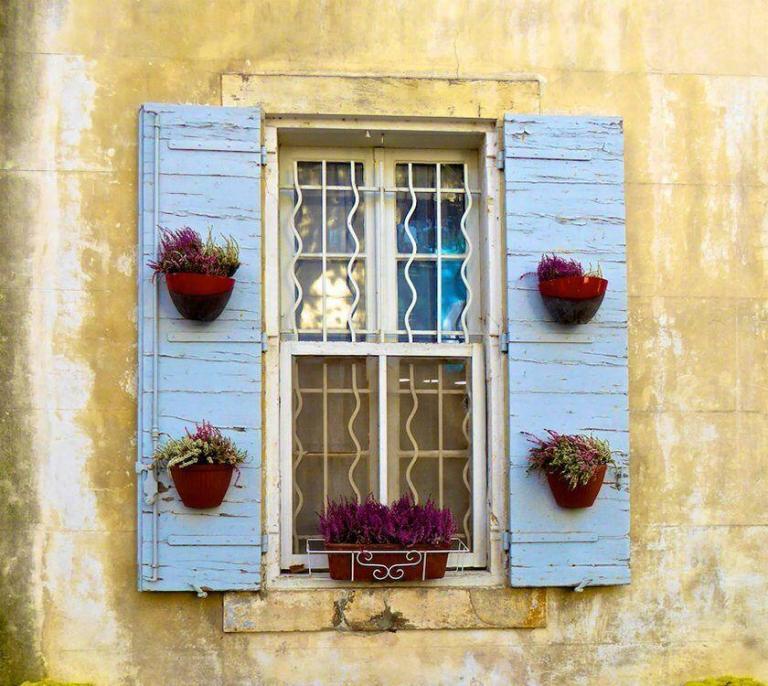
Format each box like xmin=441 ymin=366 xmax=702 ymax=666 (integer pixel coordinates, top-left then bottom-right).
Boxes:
xmin=461 ymin=363 xmax=472 ymax=546
xmin=459 ymin=162 xmax=473 ymax=342
xmin=404 ymin=363 xmax=420 ymax=503
xmin=292 ymin=358 xmax=306 ymax=552
xmin=345 ymin=160 xmax=361 ymax=342
xmin=402 ymin=163 xmax=418 ymax=343
xmin=346 ymin=363 xmax=363 ymax=503
xmin=289 ymin=160 xmax=304 ymax=337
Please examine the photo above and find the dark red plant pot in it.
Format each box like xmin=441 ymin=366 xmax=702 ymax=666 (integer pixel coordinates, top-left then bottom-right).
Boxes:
xmin=539 ymin=275 xmax=608 ymax=325
xmin=325 ymin=543 xmax=449 ymax=582
xmin=165 ymin=272 xmax=235 ymax=322
xmin=170 ymin=463 xmax=234 ymax=509
xmin=546 ymin=464 xmax=607 ymax=508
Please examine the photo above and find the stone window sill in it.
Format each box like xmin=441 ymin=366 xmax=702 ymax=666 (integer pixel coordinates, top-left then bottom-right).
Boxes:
xmin=223 ymin=587 xmax=546 ymax=633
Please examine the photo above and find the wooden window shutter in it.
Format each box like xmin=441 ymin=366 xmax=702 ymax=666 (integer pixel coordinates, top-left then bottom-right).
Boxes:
xmin=504 ymin=115 xmax=630 ymax=587
xmin=136 ymin=104 xmax=263 ymax=592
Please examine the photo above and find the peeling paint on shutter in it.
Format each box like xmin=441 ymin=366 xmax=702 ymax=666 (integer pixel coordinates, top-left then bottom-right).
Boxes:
xmin=137 ymin=104 xmax=263 ymax=592
xmin=504 ymin=115 xmax=629 ymax=588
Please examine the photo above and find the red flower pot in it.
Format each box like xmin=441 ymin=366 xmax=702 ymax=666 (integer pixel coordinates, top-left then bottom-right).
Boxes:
xmin=538 ymin=275 xmax=608 ymax=325
xmin=165 ymin=272 xmax=235 ymax=322
xmin=170 ymin=463 xmax=234 ymax=509
xmin=546 ymin=464 xmax=607 ymax=508
xmin=325 ymin=543 xmax=450 ymax=582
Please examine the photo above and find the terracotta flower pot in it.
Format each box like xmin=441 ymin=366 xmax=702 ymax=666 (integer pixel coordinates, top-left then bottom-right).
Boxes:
xmin=170 ymin=463 xmax=234 ymax=509
xmin=546 ymin=464 xmax=607 ymax=508
xmin=325 ymin=543 xmax=450 ymax=582
xmin=165 ymin=272 xmax=235 ymax=322
xmin=538 ymin=275 xmax=608 ymax=325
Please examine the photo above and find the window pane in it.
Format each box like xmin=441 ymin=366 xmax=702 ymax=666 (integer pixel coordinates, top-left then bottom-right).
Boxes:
xmin=327 ymin=189 xmax=365 ymax=253
xmin=441 ymin=192 xmax=467 ymax=255
xmin=396 ymin=191 xmax=436 ymax=254
xmin=294 ymin=189 xmax=322 ymax=254
xmin=396 ymin=163 xmax=435 ymax=188
xmin=295 ymin=259 xmax=366 ymax=333
xmin=387 ymin=357 xmax=472 ymax=547
xmin=397 ymin=260 xmax=436 ymax=336
xmin=440 ymin=260 xmax=468 ymax=334
xmin=325 ymin=161 xmax=364 ymax=187
xmin=292 ymin=357 xmax=379 ymax=554
xmin=440 ymin=163 xmax=465 ymax=188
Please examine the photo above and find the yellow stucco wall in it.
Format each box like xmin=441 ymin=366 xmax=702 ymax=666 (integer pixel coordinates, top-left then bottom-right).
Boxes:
xmin=1 ymin=1 xmax=766 ymax=685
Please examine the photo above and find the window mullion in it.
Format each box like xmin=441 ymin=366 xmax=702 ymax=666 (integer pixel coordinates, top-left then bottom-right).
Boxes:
xmin=378 ymin=353 xmax=388 ymax=503
xmin=436 ymin=163 xmax=442 ymax=343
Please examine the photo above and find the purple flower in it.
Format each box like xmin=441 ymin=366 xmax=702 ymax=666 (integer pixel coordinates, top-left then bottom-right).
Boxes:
xmin=536 ymin=253 xmax=584 ymax=282
xmin=524 ymin=430 xmax=616 ymax=489
xmin=148 ymin=227 xmax=240 ymax=277
xmin=318 ymin=495 xmax=457 ymax=546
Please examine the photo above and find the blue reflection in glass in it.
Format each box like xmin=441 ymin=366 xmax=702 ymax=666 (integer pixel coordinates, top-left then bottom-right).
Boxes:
xmin=396 ymin=192 xmax=436 ymax=254
xmin=441 ymin=261 xmax=467 ymax=332
xmin=397 ymin=261 xmax=437 ymax=334
xmin=441 ymin=193 xmax=467 ymax=255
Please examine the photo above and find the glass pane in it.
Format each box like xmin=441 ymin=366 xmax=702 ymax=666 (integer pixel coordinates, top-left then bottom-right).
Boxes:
xmin=326 ymin=161 xmax=364 ymax=187
xmin=293 ymin=357 xmax=379 ymax=553
xmin=397 ymin=260 xmax=436 ymax=334
xmin=294 ymin=189 xmax=322 ymax=254
xmin=327 ymin=189 xmax=365 ymax=253
xmin=396 ymin=191 xmax=436 ymax=254
xmin=387 ymin=357 xmax=472 ymax=545
xmin=297 ymin=161 xmax=322 ymax=186
xmin=440 ymin=260 xmax=467 ymax=333
xmin=295 ymin=259 xmax=366 ymax=332
xmin=441 ymin=163 xmax=465 ymax=188
xmin=441 ymin=192 xmax=467 ymax=255
xmin=396 ymin=163 xmax=436 ymax=188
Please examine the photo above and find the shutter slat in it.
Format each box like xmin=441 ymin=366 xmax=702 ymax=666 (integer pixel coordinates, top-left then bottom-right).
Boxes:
xmin=505 ymin=115 xmax=630 ymax=588
xmin=137 ymin=104 xmax=263 ymax=592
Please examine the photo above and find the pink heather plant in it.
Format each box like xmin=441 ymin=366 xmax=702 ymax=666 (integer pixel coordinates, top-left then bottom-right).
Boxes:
xmin=149 ymin=227 xmax=240 ymax=277
xmin=536 ymin=253 xmax=585 ymax=282
xmin=318 ymin=495 xmax=457 ymax=547
xmin=524 ymin=430 xmax=616 ymax=489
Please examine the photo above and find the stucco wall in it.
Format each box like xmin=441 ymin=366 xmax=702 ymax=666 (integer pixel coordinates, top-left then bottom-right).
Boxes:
xmin=1 ymin=1 xmax=766 ymax=684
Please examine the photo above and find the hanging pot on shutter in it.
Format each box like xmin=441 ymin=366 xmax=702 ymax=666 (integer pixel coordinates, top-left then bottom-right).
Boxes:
xmin=538 ymin=275 xmax=608 ymax=325
xmin=165 ymin=272 xmax=236 ymax=321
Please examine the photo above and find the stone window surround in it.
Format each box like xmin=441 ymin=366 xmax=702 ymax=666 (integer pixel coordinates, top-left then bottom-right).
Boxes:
xmin=222 ymin=71 xmax=546 ymax=633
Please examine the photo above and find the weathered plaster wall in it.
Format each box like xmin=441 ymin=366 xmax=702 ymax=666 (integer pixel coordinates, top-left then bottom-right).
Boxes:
xmin=1 ymin=1 xmax=766 ymax=684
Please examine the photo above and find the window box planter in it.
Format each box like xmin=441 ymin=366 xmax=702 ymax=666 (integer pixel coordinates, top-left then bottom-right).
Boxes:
xmin=546 ymin=463 xmax=607 ymax=508
xmin=165 ymin=272 xmax=235 ymax=322
xmin=316 ymin=495 xmax=458 ymax=581
xmin=170 ymin=463 xmax=235 ymax=509
xmin=325 ymin=543 xmax=450 ymax=582
xmin=539 ymin=274 xmax=608 ymax=325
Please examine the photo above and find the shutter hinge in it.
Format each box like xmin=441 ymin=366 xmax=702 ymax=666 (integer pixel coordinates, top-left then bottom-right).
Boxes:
xmin=496 ymin=150 xmax=505 ymax=170
xmin=499 ymin=332 xmax=509 ymax=353
xmin=260 ymin=145 xmax=268 ymax=166
xmin=502 ymin=531 xmax=511 ymax=552
xmin=261 ymin=534 xmax=269 ymax=553
xmin=135 ymin=463 xmax=158 ymax=505
xmin=261 ymin=336 xmax=268 ymax=353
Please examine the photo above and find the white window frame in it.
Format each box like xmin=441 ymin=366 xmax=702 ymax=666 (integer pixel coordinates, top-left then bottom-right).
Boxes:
xmin=262 ymin=116 xmax=507 ymax=588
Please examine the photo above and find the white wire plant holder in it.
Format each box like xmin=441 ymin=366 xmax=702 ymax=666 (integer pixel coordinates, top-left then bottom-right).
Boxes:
xmin=305 ymin=537 xmax=470 ymax=582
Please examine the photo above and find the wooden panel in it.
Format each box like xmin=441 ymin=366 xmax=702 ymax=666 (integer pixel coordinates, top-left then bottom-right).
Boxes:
xmin=137 ymin=104 xmax=263 ymax=592
xmin=505 ymin=115 xmax=630 ymax=588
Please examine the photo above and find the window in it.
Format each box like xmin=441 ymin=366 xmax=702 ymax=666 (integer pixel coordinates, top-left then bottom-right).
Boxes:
xmin=278 ymin=144 xmax=486 ymax=572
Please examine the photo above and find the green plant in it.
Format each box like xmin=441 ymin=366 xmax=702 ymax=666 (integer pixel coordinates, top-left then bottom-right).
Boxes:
xmin=152 ymin=421 xmax=246 ymax=471
xmin=524 ymin=430 xmax=617 ymax=489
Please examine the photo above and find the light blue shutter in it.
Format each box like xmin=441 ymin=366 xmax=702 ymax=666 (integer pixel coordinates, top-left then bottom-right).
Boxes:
xmin=504 ymin=115 xmax=629 ymax=587
xmin=136 ymin=104 xmax=263 ymax=592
